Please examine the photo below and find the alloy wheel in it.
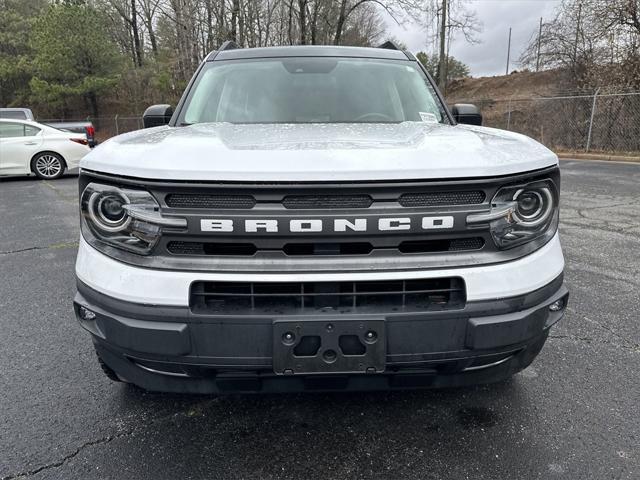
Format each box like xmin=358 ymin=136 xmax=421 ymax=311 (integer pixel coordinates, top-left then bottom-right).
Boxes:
xmin=35 ymin=154 xmax=62 ymax=178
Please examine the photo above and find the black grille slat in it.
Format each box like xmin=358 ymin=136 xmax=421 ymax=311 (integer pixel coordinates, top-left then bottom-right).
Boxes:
xmin=449 ymin=237 xmax=485 ymax=251
xmin=166 ymin=194 xmax=256 ymax=209
xmin=399 ymin=237 xmax=484 ymax=253
xmin=283 ymin=195 xmax=373 ymax=209
xmin=399 ymin=191 xmax=485 ymax=207
xmin=167 ymin=238 xmax=484 ymax=256
xmin=167 ymin=241 xmax=257 ymax=256
xmin=166 ymin=241 xmax=205 ymax=255
xmin=190 ymin=278 xmax=466 ymax=314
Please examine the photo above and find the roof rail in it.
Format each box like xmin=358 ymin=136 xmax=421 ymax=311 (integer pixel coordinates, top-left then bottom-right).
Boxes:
xmin=377 ymin=41 xmax=402 ymax=51
xmin=206 ymin=40 xmax=241 ymax=61
xmin=219 ymin=40 xmax=241 ymax=52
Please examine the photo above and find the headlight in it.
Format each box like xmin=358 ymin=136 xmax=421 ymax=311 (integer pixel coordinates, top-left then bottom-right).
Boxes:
xmin=467 ymin=179 xmax=558 ymax=249
xmin=81 ymin=182 xmax=186 ymax=255
xmin=87 ymin=189 xmax=130 ymax=232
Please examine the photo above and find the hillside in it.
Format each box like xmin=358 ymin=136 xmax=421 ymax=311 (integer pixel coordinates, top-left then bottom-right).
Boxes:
xmin=443 ymin=69 xmax=640 ymax=155
xmin=445 ymin=69 xmax=569 ymax=103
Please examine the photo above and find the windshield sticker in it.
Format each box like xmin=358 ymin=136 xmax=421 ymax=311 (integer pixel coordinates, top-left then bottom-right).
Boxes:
xmin=419 ymin=112 xmax=438 ymax=123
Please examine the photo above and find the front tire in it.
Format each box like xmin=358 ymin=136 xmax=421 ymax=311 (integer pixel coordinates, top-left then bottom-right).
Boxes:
xmin=31 ymin=152 xmax=66 ymax=180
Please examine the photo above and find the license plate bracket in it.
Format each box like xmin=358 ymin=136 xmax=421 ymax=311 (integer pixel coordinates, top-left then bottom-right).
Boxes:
xmin=272 ymin=318 xmax=386 ymax=375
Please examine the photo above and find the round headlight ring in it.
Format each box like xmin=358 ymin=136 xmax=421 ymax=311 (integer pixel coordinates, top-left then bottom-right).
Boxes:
xmin=516 ymin=191 xmax=543 ymax=219
xmin=512 ymin=186 xmax=553 ymax=227
xmin=88 ymin=191 xmax=131 ymax=233
xmin=98 ymin=194 xmax=127 ymax=222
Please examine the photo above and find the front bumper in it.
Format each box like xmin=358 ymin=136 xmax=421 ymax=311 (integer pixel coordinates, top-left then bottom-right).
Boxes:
xmin=74 ymin=273 xmax=568 ymax=393
xmin=75 ymin=233 xmax=565 ymax=305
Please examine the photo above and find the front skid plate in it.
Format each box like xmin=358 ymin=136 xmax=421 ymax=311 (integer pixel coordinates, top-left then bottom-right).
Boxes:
xmin=273 ymin=318 xmax=386 ymax=375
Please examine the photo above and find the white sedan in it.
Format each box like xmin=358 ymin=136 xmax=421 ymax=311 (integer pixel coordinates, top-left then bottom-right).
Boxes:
xmin=0 ymin=119 xmax=91 ymax=179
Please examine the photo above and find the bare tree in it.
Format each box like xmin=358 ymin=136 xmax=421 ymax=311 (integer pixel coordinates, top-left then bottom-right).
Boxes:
xmin=140 ymin=0 xmax=161 ymax=56
xmin=98 ymin=0 xmax=423 ymax=90
xmin=520 ymin=0 xmax=640 ymax=89
xmin=103 ymin=0 xmax=144 ymax=66
xmin=437 ymin=0 xmax=446 ymax=89
xmin=419 ymin=0 xmax=481 ymax=89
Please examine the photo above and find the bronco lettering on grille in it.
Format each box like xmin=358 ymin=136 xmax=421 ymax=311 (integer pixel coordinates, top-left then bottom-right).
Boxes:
xmin=200 ymin=216 xmax=454 ymax=233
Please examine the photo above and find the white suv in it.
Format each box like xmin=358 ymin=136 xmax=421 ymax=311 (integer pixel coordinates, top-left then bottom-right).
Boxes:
xmin=73 ymin=43 xmax=568 ymax=393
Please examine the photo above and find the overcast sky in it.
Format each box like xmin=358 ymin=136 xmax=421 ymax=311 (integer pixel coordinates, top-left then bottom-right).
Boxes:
xmin=383 ymin=0 xmax=563 ymax=77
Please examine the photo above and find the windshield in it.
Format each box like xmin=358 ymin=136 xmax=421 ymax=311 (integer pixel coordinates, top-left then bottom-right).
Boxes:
xmin=181 ymin=57 xmax=448 ymax=125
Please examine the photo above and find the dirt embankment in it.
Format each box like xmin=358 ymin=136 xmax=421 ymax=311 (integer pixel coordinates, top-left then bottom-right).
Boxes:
xmin=444 ymin=69 xmax=569 ymax=103
xmin=442 ymin=69 xmax=640 ymax=156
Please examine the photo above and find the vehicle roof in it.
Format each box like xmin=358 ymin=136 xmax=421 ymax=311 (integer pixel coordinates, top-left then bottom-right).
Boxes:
xmin=210 ymin=45 xmax=411 ymax=62
xmin=0 ymin=118 xmax=65 ymax=132
xmin=0 ymin=107 xmax=32 ymax=112
xmin=0 ymin=118 xmax=36 ymax=123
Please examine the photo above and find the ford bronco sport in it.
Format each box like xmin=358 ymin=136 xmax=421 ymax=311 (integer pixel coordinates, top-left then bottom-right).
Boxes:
xmin=73 ymin=42 xmax=569 ymax=393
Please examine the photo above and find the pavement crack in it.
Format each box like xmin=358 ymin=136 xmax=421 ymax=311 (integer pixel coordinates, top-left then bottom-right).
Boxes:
xmin=1 ymin=430 xmax=134 ymax=480
xmin=560 ymin=219 xmax=640 ymax=236
xmin=566 ymin=266 xmax=640 ymax=290
xmin=577 ymin=201 xmax=639 ymax=212
xmin=549 ymin=334 xmax=594 ymax=342
xmin=582 ymin=315 xmax=640 ymax=352
xmin=0 ymin=246 xmax=42 ymax=255
xmin=549 ymin=332 xmax=640 ymax=352
xmin=576 ymin=209 xmax=589 ymax=219
xmin=0 ymin=241 xmax=78 ymax=256
xmin=0 ymin=403 xmax=219 ymax=480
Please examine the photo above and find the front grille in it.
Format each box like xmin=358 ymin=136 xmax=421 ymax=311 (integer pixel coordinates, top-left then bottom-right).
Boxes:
xmin=155 ymin=181 xmax=497 ymax=271
xmin=83 ymin=165 xmax=560 ymax=272
xmin=165 ymin=194 xmax=256 ymax=209
xmin=399 ymin=191 xmax=485 ymax=207
xmin=163 ymin=191 xmax=485 ymax=209
xmin=283 ymin=195 xmax=373 ymax=209
xmin=166 ymin=237 xmax=484 ymax=256
xmin=190 ymin=278 xmax=466 ymax=315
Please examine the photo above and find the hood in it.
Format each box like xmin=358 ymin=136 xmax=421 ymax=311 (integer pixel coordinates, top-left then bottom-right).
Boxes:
xmin=80 ymin=122 xmax=558 ymax=182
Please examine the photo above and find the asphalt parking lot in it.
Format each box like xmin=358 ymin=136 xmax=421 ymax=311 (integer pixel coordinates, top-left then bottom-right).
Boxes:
xmin=0 ymin=160 xmax=638 ymax=479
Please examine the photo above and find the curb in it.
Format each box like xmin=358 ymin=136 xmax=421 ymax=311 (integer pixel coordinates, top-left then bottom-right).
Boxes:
xmin=556 ymin=152 xmax=640 ymax=163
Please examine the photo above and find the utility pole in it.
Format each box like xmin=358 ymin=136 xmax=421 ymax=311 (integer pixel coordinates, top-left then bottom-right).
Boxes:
xmin=573 ymin=2 xmax=582 ymax=63
xmin=536 ymin=17 xmax=543 ymax=72
xmin=586 ymin=87 xmax=600 ymax=152
xmin=438 ymin=0 xmax=447 ymax=91
xmin=506 ymin=27 xmax=512 ymax=75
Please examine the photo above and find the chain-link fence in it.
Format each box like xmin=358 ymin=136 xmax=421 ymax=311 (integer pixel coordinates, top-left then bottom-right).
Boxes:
xmin=41 ymin=91 xmax=640 ymax=155
xmin=458 ymin=91 xmax=640 ymax=155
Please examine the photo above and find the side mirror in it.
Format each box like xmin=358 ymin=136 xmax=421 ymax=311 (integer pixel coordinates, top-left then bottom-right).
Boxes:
xmin=142 ymin=104 xmax=174 ymax=128
xmin=451 ymin=104 xmax=483 ymax=126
